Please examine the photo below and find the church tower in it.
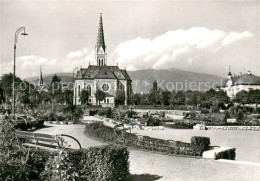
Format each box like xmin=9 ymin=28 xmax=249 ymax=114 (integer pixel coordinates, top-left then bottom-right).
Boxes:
xmin=95 ymin=13 xmax=107 ymax=66
xmin=38 ymin=65 xmax=44 ymax=86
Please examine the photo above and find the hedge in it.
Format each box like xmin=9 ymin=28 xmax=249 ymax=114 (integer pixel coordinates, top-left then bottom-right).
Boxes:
xmin=215 ymin=148 xmax=236 ymax=160
xmin=24 ymin=146 xmax=129 ymax=181
xmin=84 ymin=122 xmax=211 ymax=156
xmin=15 ymin=120 xmax=44 ymax=130
xmin=191 ymin=136 xmax=210 ymax=155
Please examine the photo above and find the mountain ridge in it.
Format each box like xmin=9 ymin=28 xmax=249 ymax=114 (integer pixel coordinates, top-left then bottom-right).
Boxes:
xmin=25 ymin=68 xmax=225 ymax=93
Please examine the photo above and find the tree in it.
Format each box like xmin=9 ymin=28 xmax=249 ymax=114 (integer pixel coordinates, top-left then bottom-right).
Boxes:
xmin=152 ymin=81 xmax=158 ymax=92
xmin=237 ymin=108 xmax=244 ymax=120
xmin=161 ymin=90 xmax=171 ymax=106
xmin=131 ymin=93 xmax=141 ymax=105
xmin=235 ymin=90 xmax=249 ymax=105
xmin=49 ymin=74 xmax=62 ymax=113
xmin=95 ymin=89 xmax=106 ymax=105
xmin=223 ymin=110 xmax=231 ymax=123
xmin=63 ymin=89 xmax=73 ymax=105
xmin=63 ymin=104 xmax=83 ymax=122
xmin=0 ymin=73 xmax=22 ymax=102
xmin=0 ymin=87 xmax=5 ymax=104
xmin=115 ymin=90 xmax=125 ymax=106
xmin=248 ymin=90 xmax=260 ymax=107
xmin=80 ymin=90 xmax=89 ymax=105
xmin=175 ymin=91 xmax=185 ymax=105
xmin=148 ymin=81 xmax=161 ymax=105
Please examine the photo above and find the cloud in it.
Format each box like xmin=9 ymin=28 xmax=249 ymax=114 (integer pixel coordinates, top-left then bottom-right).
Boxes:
xmin=222 ymin=31 xmax=252 ymax=46
xmin=1 ymin=27 xmax=255 ymax=79
xmin=67 ymin=48 xmax=89 ymax=60
xmin=111 ymin=27 xmax=253 ymax=71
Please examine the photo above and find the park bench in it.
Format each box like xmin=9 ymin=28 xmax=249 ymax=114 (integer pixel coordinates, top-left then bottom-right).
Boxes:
xmin=15 ymin=130 xmax=82 ymax=150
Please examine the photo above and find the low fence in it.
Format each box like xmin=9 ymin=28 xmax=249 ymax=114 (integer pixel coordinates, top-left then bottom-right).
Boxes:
xmin=84 ymin=122 xmax=211 ymax=157
xmin=206 ymin=126 xmax=260 ymax=131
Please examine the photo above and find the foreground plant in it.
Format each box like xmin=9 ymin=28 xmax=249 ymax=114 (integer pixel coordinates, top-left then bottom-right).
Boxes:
xmin=41 ymin=138 xmax=79 ymax=181
xmin=0 ymin=116 xmax=30 ymax=180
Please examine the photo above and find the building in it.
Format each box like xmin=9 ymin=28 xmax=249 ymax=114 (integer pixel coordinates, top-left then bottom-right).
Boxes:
xmin=73 ymin=14 xmax=132 ymax=107
xmin=221 ymin=68 xmax=260 ymax=99
xmin=37 ymin=66 xmax=48 ymax=92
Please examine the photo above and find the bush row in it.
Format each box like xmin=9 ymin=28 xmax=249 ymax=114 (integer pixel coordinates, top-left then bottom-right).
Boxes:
xmin=3 ymin=146 xmax=129 ymax=181
xmin=84 ymin=122 xmax=211 ymax=156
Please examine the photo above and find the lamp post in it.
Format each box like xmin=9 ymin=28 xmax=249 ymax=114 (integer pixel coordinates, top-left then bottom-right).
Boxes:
xmin=12 ymin=27 xmax=28 ymax=116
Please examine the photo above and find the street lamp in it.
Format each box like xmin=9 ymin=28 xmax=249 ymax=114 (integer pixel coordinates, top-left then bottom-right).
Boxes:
xmin=12 ymin=27 xmax=28 ymax=116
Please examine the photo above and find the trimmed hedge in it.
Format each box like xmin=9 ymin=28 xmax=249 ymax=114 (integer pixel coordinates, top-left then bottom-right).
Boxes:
xmin=191 ymin=136 xmax=210 ymax=155
xmin=85 ymin=122 xmax=211 ymax=156
xmin=215 ymin=148 xmax=236 ymax=160
xmin=25 ymin=146 xmax=129 ymax=181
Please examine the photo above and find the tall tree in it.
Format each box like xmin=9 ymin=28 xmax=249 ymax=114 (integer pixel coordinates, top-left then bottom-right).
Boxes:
xmin=175 ymin=91 xmax=185 ymax=105
xmin=148 ymin=81 xmax=160 ymax=105
xmin=0 ymin=87 xmax=5 ymax=104
xmin=0 ymin=73 xmax=22 ymax=102
xmin=161 ymin=90 xmax=171 ymax=106
xmin=80 ymin=90 xmax=89 ymax=105
xmin=63 ymin=89 xmax=73 ymax=105
xmin=95 ymin=89 xmax=106 ymax=105
xmin=115 ymin=90 xmax=125 ymax=106
xmin=49 ymin=74 xmax=62 ymax=113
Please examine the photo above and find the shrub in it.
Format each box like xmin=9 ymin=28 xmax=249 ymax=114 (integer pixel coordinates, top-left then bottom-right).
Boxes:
xmin=215 ymin=148 xmax=236 ymax=160
xmin=27 ymin=149 xmax=51 ymax=180
xmin=0 ymin=117 xmax=30 ymax=180
xmin=41 ymin=145 xmax=129 ymax=181
xmin=127 ymin=111 xmax=136 ymax=118
xmin=146 ymin=117 xmax=162 ymax=126
xmin=191 ymin=136 xmax=210 ymax=155
xmin=164 ymin=122 xmax=193 ymax=129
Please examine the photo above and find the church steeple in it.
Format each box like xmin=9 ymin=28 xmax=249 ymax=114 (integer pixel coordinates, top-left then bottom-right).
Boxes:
xmin=38 ymin=66 xmax=43 ymax=86
xmin=95 ymin=13 xmax=107 ymax=66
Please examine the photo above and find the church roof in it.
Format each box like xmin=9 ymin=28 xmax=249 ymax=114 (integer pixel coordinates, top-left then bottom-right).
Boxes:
xmin=76 ymin=65 xmax=131 ymax=80
xmin=232 ymin=73 xmax=260 ymax=85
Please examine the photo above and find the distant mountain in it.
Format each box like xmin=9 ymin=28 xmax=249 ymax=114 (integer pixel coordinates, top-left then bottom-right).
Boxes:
xmin=25 ymin=68 xmax=225 ymax=93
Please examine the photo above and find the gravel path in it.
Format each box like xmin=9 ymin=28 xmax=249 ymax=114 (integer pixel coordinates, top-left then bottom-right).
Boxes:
xmin=34 ymin=117 xmax=260 ymax=181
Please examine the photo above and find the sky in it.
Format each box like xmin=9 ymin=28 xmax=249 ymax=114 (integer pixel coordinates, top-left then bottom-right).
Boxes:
xmin=0 ymin=0 xmax=260 ymax=79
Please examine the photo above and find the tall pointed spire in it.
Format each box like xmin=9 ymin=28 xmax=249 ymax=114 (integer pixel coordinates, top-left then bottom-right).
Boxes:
xmin=95 ymin=13 xmax=107 ymax=66
xmin=39 ymin=65 xmax=43 ymax=86
xmin=97 ymin=13 xmax=106 ymax=51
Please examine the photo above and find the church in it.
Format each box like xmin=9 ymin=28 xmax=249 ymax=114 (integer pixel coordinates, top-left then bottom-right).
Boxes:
xmin=73 ymin=14 xmax=132 ymax=107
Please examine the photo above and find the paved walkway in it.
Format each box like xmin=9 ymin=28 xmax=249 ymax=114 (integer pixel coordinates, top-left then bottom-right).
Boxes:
xmin=34 ymin=117 xmax=260 ymax=181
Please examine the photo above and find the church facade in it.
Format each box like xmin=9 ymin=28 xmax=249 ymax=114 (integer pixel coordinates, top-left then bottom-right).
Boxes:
xmin=73 ymin=14 xmax=132 ymax=107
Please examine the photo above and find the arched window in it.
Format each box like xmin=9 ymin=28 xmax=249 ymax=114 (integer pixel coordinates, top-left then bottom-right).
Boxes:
xmin=98 ymin=59 xmax=101 ymax=66
xmin=87 ymin=84 xmax=91 ymax=95
xmin=119 ymin=83 xmax=124 ymax=90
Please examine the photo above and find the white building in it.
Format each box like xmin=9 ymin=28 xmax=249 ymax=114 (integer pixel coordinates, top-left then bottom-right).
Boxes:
xmin=221 ymin=69 xmax=260 ymax=99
